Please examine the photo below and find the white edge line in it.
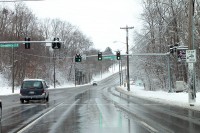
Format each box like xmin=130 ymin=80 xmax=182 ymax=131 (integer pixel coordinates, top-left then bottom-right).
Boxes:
xmin=17 ymin=103 xmax=64 ymax=133
xmin=140 ymin=121 xmax=158 ymax=133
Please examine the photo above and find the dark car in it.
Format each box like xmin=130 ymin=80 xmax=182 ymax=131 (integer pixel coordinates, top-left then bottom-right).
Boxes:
xmin=92 ymin=81 xmax=97 ymax=86
xmin=0 ymin=100 xmax=2 ymax=121
xmin=20 ymin=79 xmax=49 ymax=103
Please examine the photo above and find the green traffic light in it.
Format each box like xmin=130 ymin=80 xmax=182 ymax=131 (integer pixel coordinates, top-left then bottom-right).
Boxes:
xmin=75 ymin=56 xmax=82 ymax=62
xmin=98 ymin=52 xmax=102 ymax=61
xmin=75 ymin=58 xmax=80 ymax=62
xmin=116 ymin=51 xmax=121 ymax=60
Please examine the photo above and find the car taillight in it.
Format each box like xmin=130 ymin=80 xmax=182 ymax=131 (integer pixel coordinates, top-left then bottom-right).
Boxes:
xmin=42 ymin=90 xmax=46 ymax=95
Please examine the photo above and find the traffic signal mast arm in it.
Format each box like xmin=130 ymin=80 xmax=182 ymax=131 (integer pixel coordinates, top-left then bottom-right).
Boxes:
xmin=0 ymin=41 xmax=64 ymax=44
xmin=32 ymin=53 xmax=169 ymax=60
xmin=86 ymin=53 xmax=169 ymax=58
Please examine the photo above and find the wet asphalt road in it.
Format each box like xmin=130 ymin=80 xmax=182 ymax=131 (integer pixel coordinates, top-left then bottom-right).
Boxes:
xmin=0 ymin=73 xmax=200 ymax=133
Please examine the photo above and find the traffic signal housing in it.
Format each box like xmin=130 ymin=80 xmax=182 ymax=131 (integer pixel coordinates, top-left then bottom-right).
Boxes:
xmin=98 ymin=52 xmax=102 ymax=61
xmin=75 ymin=54 xmax=82 ymax=62
xmin=116 ymin=51 xmax=121 ymax=60
xmin=52 ymin=38 xmax=61 ymax=49
xmin=169 ymin=45 xmax=174 ymax=54
xmin=173 ymin=43 xmax=179 ymax=53
xmin=25 ymin=37 xmax=30 ymax=49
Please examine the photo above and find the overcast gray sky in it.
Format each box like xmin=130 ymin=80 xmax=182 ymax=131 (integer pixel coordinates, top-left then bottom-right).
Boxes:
xmin=24 ymin=0 xmax=143 ymax=52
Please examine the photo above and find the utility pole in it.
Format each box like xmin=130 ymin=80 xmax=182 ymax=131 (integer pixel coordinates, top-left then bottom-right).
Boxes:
xmin=12 ymin=47 xmax=14 ymax=93
xmin=53 ymin=52 xmax=56 ymax=88
xmin=188 ymin=0 xmax=196 ymax=105
xmin=120 ymin=25 xmax=134 ymax=91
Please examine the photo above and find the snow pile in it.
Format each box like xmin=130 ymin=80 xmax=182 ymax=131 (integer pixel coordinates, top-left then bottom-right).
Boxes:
xmin=121 ymin=85 xmax=200 ymax=111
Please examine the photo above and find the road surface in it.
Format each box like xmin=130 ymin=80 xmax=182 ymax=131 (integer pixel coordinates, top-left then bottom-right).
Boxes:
xmin=0 ymin=73 xmax=200 ymax=133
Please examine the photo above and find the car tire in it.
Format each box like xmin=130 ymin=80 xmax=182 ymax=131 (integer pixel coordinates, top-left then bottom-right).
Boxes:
xmin=46 ymin=96 xmax=49 ymax=102
xmin=20 ymin=99 xmax=24 ymax=104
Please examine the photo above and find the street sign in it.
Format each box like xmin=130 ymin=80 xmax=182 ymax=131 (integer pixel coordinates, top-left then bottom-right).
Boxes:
xmin=82 ymin=54 xmax=86 ymax=60
xmin=177 ymin=49 xmax=186 ymax=62
xmin=186 ymin=50 xmax=196 ymax=63
xmin=0 ymin=44 xmax=19 ymax=48
xmin=103 ymin=55 xmax=116 ymax=60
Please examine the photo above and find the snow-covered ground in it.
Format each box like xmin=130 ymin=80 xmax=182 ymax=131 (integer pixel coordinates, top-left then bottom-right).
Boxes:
xmin=120 ymin=85 xmax=200 ymax=111
xmin=0 ymin=63 xmax=120 ymax=95
xmin=0 ymin=63 xmax=199 ymax=111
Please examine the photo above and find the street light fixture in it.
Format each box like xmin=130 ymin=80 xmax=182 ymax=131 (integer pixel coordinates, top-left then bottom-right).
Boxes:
xmin=113 ymin=41 xmax=126 ymax=44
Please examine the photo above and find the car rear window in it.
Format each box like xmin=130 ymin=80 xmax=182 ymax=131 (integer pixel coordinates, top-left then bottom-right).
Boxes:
xmin=22 ymin=81 xmax=42 ymax=89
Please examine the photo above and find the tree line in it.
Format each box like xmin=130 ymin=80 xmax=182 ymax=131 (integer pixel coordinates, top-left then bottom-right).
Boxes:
xmin=0 ymin=3 xmax=114 ymax=87
xmin=131 ymin=0 xmax=200 ymax=91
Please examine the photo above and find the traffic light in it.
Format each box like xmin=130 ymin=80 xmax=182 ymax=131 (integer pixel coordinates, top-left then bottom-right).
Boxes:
xmin=174 ymin=43 xmax=179 ymax=53
xmin=98 ymin=52 xmax=102 ymax=61
xmin=25 ymin=37 xmax=30 ymax=49
xmin=169 ymin=45 xmax=174 ymax=54
xmin=116 ymin=51 xmax=121 ymax=60
xmin=75 ymin=54 xmax=82 ymax=62
xmin=52 ymin=38 xmax=61 ymax=49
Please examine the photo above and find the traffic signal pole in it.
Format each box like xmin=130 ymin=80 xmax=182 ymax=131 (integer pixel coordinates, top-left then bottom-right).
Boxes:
xmin=167 ymin=53 xmax=172 ymax=92
xmin=188 ymin=0 xmax=196 ymax=105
